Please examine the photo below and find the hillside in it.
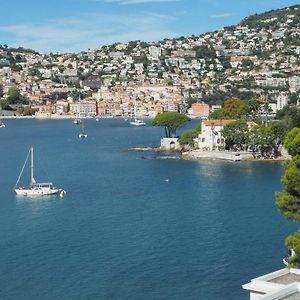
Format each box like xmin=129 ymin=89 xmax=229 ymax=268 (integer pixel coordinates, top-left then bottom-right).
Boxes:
xmin=0 ymin=4 xmax=299 ymax=116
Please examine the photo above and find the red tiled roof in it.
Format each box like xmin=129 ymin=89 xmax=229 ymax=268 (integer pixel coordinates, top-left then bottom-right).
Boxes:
xmin=203 ymin=119 xmax=235 ymax=126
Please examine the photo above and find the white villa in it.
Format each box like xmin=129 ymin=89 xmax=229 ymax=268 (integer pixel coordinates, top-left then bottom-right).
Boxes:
xmin=197 ymin=119 xmax=257 ymax=151
xmin=197 ymin=119 xmax=234 ymax=150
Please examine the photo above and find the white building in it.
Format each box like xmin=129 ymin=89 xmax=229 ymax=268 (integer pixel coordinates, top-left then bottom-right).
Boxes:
xmin=276 ymin=95 xmax=289 ymax=111
xmin=197 ymin=119 xmax=234 ymax=150
xmin=289 ymin=76 xmax=300 ymax=93
xmin=148 ymin=46 xmax=162 ymax=60
xmin=69 ymin=100 xmax=97 ymax=117
xmin=243 ymin=268 xmax=300 ymax=299
xmin=256 ymin=78 xmax=288 ymax=88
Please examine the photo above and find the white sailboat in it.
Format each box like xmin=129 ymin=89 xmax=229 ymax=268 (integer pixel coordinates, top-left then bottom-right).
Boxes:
xmin=0 ymin=119 xmax=5 ymax=128
xmin=15 ymin=147 xmax=64 ymax=196
xmin=79 ymin=121 xmax=88 ymax=138
xmin=130 ymin=100 xmax=145 ymax=126
xmin=73 ymin=113 xmax=81 ymax=125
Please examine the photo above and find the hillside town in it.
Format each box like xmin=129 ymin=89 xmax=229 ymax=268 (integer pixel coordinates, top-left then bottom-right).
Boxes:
xmin=0 ymin=5 xmax=299 ymax=118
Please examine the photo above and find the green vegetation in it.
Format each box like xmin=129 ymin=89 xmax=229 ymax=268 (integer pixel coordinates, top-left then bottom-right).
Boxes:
xmin=276 ymin=106 xmax=300 ymax=133
xmin=17 ymin=106 xmax=36 ymax=116
xmin=220 ymin=117 xmax=284 ymax=158
xmin=193 ymin=46 xmax=216 ymax=59
xmin=209 ymin=98 xmax=247 ymax=120
xmin=241 ymin=5 xmax=300 ymax=29
xmin=179 ymin=124 xmax=201 ymax=148
xmin=222 ymin=120 xmax=248 ymax=150
xmin=6 ymin=87 xmax=28 ymax=105
xmin=248 ymin=124 xmax=280 ymax=158
xmin=0 ymin=87 xmax=29 ymax=110
xmin=152 ymin=112 xmax=190 ymax=138
xmin=276 ymin=128 xmax=300 ymax=267
xmin=0 ymin=84 xmax=3 ymax=98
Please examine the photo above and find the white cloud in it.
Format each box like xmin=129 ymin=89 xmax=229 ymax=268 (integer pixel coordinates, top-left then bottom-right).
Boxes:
xmin=0 ymin=13 xmax=176 ymax=53
xmin=209 ymin=13 xmax=233 ymax=18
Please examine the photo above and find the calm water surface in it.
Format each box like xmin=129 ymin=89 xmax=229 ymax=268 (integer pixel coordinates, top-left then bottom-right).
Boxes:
xmin=0 ymin=119 xmax=296 ymax=300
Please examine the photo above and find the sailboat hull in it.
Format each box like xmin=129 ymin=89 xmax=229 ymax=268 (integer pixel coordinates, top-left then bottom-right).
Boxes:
xmin=15 ymin=187 xmax=61 ymax=196
xmin=130 ymin=119 xmax=146 ymax=126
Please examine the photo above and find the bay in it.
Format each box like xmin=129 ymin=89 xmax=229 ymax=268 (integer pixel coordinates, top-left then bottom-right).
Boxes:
xmin=0 ymin=119 xmax=296 ymax=300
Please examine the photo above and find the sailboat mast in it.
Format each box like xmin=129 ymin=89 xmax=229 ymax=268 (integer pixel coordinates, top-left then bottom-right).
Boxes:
xmin=30 ymin=146 xmax=34 ymax=187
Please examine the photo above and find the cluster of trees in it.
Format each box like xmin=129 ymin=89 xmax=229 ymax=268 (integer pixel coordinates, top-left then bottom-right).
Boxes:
xmin=16 ymin=106 xmax=37 ymax=116
xmin=0 ymin=86 xmax=31 ymax=112
xmin=209 ymin=98 xmax=248 ymax=120
xmin=198 ymin=89 xmax=255 ymax=107
xmin=192 ymin=45 xmax=216 ymax=59
xmin=222 ymin=120 xmax=284 ymax=158
xmin=209 ymin=97 xmax=274 ymax=121
xmin=276 ymin=128 xmax=300 ymax=267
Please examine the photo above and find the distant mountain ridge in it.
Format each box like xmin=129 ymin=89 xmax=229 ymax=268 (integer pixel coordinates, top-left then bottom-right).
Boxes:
xmin=240 ymin=4 xmax=300 ymax=28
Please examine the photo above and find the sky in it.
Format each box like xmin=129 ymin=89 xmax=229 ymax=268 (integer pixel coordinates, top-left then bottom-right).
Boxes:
xmin=0 ymin=0 xmax=299 ymax=53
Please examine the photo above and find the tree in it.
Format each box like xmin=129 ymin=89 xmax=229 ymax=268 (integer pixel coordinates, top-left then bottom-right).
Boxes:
xmin=270 ymin=121 xmax=286 ymax=148
xmin=283 ymin=128 xmax=300 ymax=157
xmin=17 ymin=106 xmax=36 ymax=116
xmin=222 ymin=98 xmax=247 ymax=119
xmin=0 ymin=98 xmax=9 ymax=110
xmin=222 ymin=120 xmax=249 ymax=150
xmin=6 ymin=87 xmax=28 ymax=105
xmin=208 ymin=98 xmax=248 ymax=120
xmin=209 ymin=108 xmax=224 ymax=120
xmin=246 ymin=99 xmax=264 ymax=120
xmin=179 ymin=124 xmax=201 ymax=148
xmin=0 ymin=83 xmax=3 ymax=98
xmin=276 ymin=128 xmax=300 ymax=268
xmin=248 ymin=125 xmax=277 ymax=158
xmin=152 ymin=112 xmax=190 ymax=138
xmin=276 ymin=106 xmax=300 ymax=133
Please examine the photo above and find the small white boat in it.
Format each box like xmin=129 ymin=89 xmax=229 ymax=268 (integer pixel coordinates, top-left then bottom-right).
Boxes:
xmin=74 ymin=118 xmax=81 ymax=125
xmin=79 ymin=121 xmax=88 ymax=139
xmin=0 ymin=119 xmax=5 ymax=128
xmin=130 ymin=99 xmax=145 ymax=126
xmin=15 ymin=147 xmax=64 ymax=196
xmin=79 ymin=133 xmax=88 ymax=138
xmin=130 ymin=118 xmax=146 ymax=126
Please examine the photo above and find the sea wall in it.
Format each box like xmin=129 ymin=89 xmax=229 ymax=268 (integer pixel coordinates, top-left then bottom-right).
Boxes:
xmin=182 ymin=150 xmax=254 ymax=161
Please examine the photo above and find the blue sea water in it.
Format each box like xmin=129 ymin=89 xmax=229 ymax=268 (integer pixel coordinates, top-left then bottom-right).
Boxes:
xmin=0 ymin=119 xmax=297 ymax=300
